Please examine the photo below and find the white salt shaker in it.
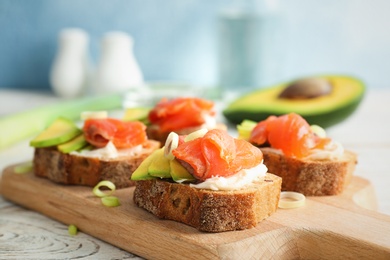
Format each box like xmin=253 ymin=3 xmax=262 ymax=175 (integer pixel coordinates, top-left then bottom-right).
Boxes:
xmin=94 ymin=31 xmax=144 ymax=94
xmin=50 ymin=28 xmax=91 ymax=98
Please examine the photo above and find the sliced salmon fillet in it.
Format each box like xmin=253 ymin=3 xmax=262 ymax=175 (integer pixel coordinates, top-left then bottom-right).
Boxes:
xmin=148 ymin=97 xmax=215 ymax=132
xmin=249 ymin=113 xmax=330 ymax=158
xmin=83 ymin=118 xmax=147 ymax=148
xmin=172 ymin=129 xmax=263 ymax=181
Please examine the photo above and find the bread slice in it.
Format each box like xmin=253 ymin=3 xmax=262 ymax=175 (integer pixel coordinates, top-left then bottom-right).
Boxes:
xmin=133 ymin=173 xmax=282 ymax=232
xmin=261 ymin=148 xmax=357 ymax=196
xmin=33 ymin=140 xmax=160 ymax=188
xmin=146 ymin=123 xmax=227 ymax=144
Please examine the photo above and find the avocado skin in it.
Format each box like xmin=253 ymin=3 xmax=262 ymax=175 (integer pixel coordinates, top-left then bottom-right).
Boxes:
xmin=222 ymin=75 xmax=365 ymax=128
xmin=223 ymin=94 xmax=364 ymax=128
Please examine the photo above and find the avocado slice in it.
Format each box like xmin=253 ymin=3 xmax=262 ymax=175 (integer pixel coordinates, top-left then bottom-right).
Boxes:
xmin=170 ymin=159 xmax=195 ymax=182
xmin=223 ymin=75 xmax=365 ymax=128
xmin=148 ymin=148 xmax=172 ymax=178
xmin=131 ymin=150 xmax=159 ymax=180
xmin=57 ymin=134 xmax=88 ymax=153
xmin=30 ymin=117 xmax=82 ymax=147
xmin=123 ymin=107 xmax=151 ymax=124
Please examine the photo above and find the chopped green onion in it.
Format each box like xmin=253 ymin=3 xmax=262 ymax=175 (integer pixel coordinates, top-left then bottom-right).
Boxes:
xmin=101 ymin=196 xmax=121 ymax=207
xmin=68 ymin=224 xmax=78 ymax=236
xmin=310 ymin=124 xmax=327 ymax=138
xmin=164 ymin=132 xmax=179 ymax=160
xmin=92 ymin=180 xmax=121 ymax=207
xmin=237 ymin=120 xmax=257 ymax=140
xmin=184 ymin=128 xmax=208 ymax=142
xmin=92 ymin=180 xmax=116 ymax=198
xmin=278 ymin=191 xmax=306 ymax=209
xmin=14 ymin=161 xmax=33 ymax=174
xmin=81 ymin=111 xmax=108 ymax=120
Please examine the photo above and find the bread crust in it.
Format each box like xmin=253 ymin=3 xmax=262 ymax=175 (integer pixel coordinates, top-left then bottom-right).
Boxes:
xmin=33 ymin=140 xmax=160 ymax=188
xmin=133 ymin=173 xmax=282 ymax=232
xmin=261 ymin=148 xmax=357 ymax=196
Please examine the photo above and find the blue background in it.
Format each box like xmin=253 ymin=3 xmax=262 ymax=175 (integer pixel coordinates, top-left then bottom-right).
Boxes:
xmin=1 ymin=0 xmax=390 ymax=91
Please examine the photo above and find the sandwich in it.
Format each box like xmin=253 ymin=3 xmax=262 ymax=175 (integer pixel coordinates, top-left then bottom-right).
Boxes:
xmin=145 ymin=97 xmax=226 ymax=143
xmin=238 ymin=113 xmax=357 ymax=196
xmin=30 ymin=112 xmax=160 ymax=188
xmin=131 ymin=128 xmax=282 ymax=232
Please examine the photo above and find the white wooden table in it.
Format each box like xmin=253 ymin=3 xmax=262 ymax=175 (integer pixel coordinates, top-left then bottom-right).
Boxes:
xmin=0 ymin=87 xmax=389 ymax=259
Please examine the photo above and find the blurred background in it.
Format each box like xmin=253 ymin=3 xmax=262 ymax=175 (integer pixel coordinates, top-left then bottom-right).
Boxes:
xmin=1 ymin=0 xmax=390 ymax=94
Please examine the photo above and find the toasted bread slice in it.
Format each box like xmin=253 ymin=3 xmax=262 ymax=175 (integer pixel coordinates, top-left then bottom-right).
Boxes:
xmin=133 ymin=173 xmax=282 ymax=232
xmin=33 ymin=140 xmax=160 ymax=188
xmin=261 ymin=148 xmax=357 ymax=196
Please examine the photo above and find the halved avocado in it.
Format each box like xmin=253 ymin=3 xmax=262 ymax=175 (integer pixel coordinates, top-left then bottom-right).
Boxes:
xmin=223 ymin=75 xmax=365 ymax=128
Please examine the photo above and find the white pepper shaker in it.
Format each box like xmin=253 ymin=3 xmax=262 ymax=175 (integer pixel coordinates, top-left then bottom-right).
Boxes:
xmin=50 ymin=28 xmax=91 ymax=98
xmin=94 ymin=31 xmax=144 ymax=94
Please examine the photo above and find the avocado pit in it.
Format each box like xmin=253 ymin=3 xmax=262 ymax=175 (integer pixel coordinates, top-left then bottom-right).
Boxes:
xmin=278 ymin=78 xmax=332 ymax=99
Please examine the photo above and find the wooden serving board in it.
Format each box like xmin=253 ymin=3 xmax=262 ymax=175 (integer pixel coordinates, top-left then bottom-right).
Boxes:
xmin=1 ymin=163 xmax=390 ymax=259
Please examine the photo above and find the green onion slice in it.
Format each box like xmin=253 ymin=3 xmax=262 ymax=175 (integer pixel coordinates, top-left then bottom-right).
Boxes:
xmin=184 ymin=128 xmax=208 ymax=142
xmin=81 ymin=111 xmax=108 ymax=120
xmin=237 ymin=120 xmax=257 ymax=140
xmin=101 ymin=196 xmax=121 ymax=207
xmin=310 ymin=124 xmax=327 ymax=138
xmin=92 ymin=180 xmax=116 ymax=198
xmin=278 ymin=191 xmax=306 ymax=209
xmin=164 ymin=132 xmax=179 ymax=160
xmin=68 ymin=224 xmax=78 ymax=236
xmin=14 ymin=161 xmax=33 ymax=174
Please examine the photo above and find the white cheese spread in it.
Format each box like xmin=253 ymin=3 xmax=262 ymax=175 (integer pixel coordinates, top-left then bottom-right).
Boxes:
xmin=202 ymin=113 xmax=217 ymax=129
xmin=71 ymin=141 xmax=143 ymax=160
xmin=189 ymin=161 xmax=268 ymax=191
xmin=305 ymin=140 xmax=344 ymax=160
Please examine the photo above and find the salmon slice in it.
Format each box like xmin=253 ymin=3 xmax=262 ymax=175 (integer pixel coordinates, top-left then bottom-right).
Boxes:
xmin=83 ymin=118 xmax=147 ymax=148
xmin=148 ymin=97 xmax=215 ymax=132
xmin=172 ymin=129 xmax=263 ymax=181
xmin=249 ymin=113 xmax=330 ymax=158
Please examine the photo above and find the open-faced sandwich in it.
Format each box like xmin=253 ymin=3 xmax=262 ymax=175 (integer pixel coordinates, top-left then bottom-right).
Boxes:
xmin=131 ymin=128 xmax=282 ymax=232
xmin=144 ymin=97 xmax=226 ymax=143
xmin=30 ymin=112 xmax=160 ymax=188
xmin=238 ymin=113 xmax=357 ymax=196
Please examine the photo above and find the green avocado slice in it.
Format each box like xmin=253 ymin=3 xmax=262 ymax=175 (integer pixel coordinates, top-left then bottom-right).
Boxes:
xmin=131 ymin=150 xmax=159 ymax=181
xmin=30 ymin=117 xmax=82 ymax=148
xmin=148 ymin=148 xmax=171 ymax=178
xmin=223 ymin=75 xmax=365 ymax=128
xmin=57 ymin=134 xmax=88 ymax=153
xmin=123 ymin=107 xmax=151 ymax=124
xmin=170 ymin=159 xmax=195 ymax=182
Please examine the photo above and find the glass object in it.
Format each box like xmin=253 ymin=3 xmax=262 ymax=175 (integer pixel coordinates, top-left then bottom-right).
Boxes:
xmin=218 ymin=1 xmax=283 ymax=99
xmin=218 ymin=9 xmax=261 ymax=95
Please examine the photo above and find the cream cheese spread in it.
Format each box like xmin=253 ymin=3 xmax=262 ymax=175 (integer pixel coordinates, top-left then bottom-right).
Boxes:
xmin=305 ymin=140 xmax=344 ymax=160
xmin=71 ymin=141 xmax=143 ymax=160
xmin=189 ymin=161 xmax=268 ymax=191
xmin=202 ymin=113 xmax=217 ymax=129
